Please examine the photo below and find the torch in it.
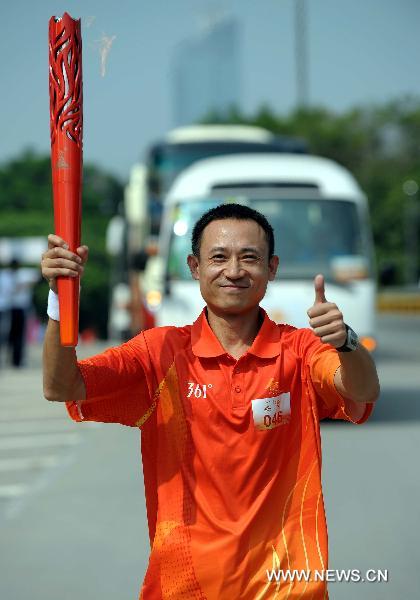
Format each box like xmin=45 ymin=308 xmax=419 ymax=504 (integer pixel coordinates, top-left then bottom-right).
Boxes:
xmin=48 ymin=13 xmax=83 ymax=346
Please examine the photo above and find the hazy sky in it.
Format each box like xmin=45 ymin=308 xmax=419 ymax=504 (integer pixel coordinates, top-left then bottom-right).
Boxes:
xmin=1 ymin=0 xmax=419 ymax=180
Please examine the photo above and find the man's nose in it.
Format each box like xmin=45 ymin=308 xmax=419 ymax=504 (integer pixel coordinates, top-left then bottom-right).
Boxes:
xmin=224 ymin=257 xmax=244 ymax=278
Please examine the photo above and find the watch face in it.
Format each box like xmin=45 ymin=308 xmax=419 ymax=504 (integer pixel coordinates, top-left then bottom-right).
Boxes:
xmin=337 ymin=325 xmax=359 ymax=352
xmin=348 ymin=327 xmax=359 ymax=350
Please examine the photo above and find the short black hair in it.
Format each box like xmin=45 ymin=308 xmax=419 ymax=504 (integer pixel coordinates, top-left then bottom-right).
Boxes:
xmin=191 ymin=203 xmax=275 ymax=259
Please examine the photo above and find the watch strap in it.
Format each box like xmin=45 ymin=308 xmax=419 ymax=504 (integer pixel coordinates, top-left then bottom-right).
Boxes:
xmin=336 ymin=324 xmax=359 ymax=352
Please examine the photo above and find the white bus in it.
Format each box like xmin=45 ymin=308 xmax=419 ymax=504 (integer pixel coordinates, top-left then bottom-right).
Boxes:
xmin=146 ymin=124 xmax=306 ymax=210
xmin=146 ymin=153 xmax=377 ymax=350
xmin=109 ymin=125 xmax=306 ymax=339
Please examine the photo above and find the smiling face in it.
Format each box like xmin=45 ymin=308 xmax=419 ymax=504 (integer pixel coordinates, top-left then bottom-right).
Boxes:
xmin=187 ymin=218 xmax=279 ymax=316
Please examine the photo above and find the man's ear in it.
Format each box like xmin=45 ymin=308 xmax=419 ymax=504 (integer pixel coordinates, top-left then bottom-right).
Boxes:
xmin=187 ymin=254 xmax=200 ymax=280
xmin=268 ymin=255 xmax=279 ymax=281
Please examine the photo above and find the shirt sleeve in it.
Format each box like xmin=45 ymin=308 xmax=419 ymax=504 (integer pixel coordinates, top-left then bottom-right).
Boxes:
xmin=304 ymin=331 xmax=374 ymax=424
xmin=65 ymin=332 xmax=156 ymax=428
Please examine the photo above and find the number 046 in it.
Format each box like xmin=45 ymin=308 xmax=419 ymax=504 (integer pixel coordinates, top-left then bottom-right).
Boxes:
xmin=264 ymin=411 xmax=283 ymax=428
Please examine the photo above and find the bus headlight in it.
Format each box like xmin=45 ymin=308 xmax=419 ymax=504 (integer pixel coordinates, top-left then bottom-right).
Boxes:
xmin=330 ymin=255 xmax=369 ymax=282
xmin=360 ymin=336 xmax=377 ymax=352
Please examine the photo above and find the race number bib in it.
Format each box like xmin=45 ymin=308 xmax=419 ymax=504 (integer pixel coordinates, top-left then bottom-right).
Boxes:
xmin=251 ymin=393 xmax=291 ymax=431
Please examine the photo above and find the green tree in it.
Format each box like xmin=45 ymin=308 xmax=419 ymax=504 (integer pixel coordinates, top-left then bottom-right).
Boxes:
xmin=0 ymin=149 xmax=123 ymax=338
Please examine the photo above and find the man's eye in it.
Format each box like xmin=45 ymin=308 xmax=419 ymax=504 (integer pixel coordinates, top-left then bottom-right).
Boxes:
xmin=242 ymin=255 xmax=258 ymax=261
xmin=211 ymin=255 xmax=225 ymax=261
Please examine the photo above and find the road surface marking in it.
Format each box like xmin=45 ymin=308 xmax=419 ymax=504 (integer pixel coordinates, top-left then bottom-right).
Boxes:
xmin=0 ymin=433 xmax=81 ymax=450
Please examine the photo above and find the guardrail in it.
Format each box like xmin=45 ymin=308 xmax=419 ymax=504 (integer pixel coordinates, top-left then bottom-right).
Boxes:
xmin=377 ymin=289 xmax=420 ymax=313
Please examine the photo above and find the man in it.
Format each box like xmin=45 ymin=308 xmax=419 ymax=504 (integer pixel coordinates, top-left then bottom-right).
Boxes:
xmin=8 ymin=258 xmax=39 ymax=367
xmin=42 ymin=203 xmax=379 ymax=599
xmin=0 ymin=264 xmax=13 ymax=367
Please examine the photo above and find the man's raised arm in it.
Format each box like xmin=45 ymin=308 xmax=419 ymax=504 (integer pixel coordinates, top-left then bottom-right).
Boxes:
xmin=41 ymin=234 xmax=88 ymax=402
xmin=307 ymin=274 xmax=380 ymax=405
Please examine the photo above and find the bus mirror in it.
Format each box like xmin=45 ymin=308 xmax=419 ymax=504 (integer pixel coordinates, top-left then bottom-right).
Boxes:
xmin=147 ymin=172 xmax=160 ymax=195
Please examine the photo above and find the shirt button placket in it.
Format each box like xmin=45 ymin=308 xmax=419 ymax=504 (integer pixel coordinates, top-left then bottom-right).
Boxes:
xmin=232 ymin=363 xmax=245 ymax=409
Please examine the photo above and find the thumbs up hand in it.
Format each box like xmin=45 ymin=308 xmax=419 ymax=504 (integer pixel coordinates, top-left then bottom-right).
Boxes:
xmin=307 ymin=274 xmax=347 ymax=348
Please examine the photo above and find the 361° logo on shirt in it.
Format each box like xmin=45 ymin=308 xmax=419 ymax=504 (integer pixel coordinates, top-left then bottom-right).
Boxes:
xmin=187 ymin=382 xmax=212 ymax=399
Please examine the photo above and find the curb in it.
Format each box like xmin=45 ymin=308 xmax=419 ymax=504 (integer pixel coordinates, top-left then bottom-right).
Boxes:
xmin=377 ymin=292 xmax=420 ymax=313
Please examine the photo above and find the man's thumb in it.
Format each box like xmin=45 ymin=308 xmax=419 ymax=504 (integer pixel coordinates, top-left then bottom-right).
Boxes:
xmin=314 ymin=274 xmax=326 ymax=304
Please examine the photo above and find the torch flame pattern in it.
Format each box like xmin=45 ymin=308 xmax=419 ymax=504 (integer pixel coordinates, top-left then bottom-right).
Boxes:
xmin=49 ymin=13 xmax=83 ymax=347
xmin=49 ymin=14 xmax=83 ymax=147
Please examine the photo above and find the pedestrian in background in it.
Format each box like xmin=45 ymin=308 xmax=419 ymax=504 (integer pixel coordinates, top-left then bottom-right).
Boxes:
xmin=128 ymin=244 xmax=156 ymax=338
xmin=7 ymin=259 xmax=38 ymax=367
xmin=0 ymin=265 xmax=13 ymax=367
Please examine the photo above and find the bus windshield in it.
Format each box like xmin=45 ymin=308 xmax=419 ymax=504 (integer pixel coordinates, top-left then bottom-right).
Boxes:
xmin=167 ymin=197 xmax=371 ymax=281
xmin=148 ymin=141 xmax=305 ymax=197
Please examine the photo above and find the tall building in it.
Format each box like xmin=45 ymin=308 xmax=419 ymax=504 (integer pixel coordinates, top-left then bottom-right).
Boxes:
xmin=172 ymin=18 xmax=241 ymax=126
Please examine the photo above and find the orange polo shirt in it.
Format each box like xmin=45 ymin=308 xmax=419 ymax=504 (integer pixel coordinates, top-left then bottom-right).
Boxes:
xmin=66 ymin=309 xmax=373 ymax=599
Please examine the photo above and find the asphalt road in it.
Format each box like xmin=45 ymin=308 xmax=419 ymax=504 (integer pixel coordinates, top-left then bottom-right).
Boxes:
xmin=0 ymin=313 xmax=419 ymax=600
xmin=322 ymin=313 xmax=420 ymax=599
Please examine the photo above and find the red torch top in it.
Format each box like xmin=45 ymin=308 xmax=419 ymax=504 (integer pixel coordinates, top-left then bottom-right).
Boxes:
xmin=48 ymin=13 xmax=83 ymax=347
xmin=49 ymin=12 xmax=83 ymax=179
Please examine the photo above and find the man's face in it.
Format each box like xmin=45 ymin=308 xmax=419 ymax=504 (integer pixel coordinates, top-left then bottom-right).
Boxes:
xmin=187 ymin=218 xmax=279 ymax=315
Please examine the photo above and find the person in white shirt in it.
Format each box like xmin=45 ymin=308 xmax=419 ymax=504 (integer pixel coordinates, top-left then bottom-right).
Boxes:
xmin=0 ymin=267 xmax=14 ymax=366
xmin=7 ymin=259 xmax=38 ymax=367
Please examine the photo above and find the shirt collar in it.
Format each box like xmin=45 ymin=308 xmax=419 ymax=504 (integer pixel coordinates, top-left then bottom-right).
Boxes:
xmin=191 ymin=308 xmax=281 ymax=359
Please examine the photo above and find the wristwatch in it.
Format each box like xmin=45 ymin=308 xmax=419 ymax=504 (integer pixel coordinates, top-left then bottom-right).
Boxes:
xmin=336 ymin=324 xmax=359 ymax=352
